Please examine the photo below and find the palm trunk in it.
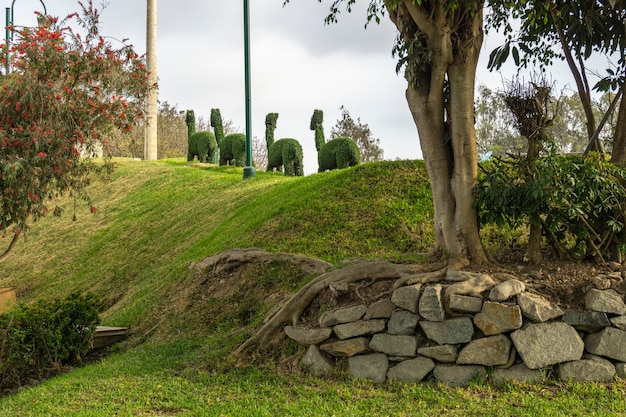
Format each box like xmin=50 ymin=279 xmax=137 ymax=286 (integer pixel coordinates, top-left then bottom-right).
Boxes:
xmin=144 ymin=0 xmax=158 ymax=160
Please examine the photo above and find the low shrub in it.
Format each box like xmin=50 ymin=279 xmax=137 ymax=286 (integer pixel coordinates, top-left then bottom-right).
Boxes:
xmin=0 ymin=292 xmax=102 ymax=389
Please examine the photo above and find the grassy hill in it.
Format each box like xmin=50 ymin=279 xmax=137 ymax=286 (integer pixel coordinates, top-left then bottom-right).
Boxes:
xmin=0 ymin=159 xmax=624 ymax=416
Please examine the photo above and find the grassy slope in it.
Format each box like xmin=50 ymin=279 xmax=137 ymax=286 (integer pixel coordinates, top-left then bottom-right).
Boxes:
xmin=0 ymin=158 xmax=624 ymax=416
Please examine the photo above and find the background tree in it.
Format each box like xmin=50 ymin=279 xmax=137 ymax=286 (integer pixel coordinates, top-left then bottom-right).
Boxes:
xmin=0 ymin=2 xmax=148 ymax=260
xmin=487 ymin=0 xmax=625 ymax=161
xmin=475 ymin=85 xmax=523 ymax=156
xmin=106 ymin=102 xmax=187 ymax=159
xmin=144 ymin=0 xmax=158 ymax=160
xmin=330 ymin=106 xmax=384 ymax=162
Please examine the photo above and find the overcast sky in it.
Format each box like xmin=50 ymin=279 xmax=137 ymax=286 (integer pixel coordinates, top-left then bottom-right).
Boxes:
xmin=11 ymin=1 xmax=577 ymax=174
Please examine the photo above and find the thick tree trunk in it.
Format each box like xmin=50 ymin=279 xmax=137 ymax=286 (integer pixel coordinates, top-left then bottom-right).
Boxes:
xmin=402 ymin=3 xmax=488 ymax=269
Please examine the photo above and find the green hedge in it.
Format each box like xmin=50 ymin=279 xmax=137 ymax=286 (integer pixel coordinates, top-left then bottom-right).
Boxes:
xmin=318 ymin=137 xmax=361 ymax=172
xmin=267 ymin=138 xmax=304 ymax=176
xmin=219 ymin=133 xmax=246 ymax=167
xmin=188 ymin=131 xmax=217 ymax=163
xmin=0 ymin=292 xmax=101 ymax=389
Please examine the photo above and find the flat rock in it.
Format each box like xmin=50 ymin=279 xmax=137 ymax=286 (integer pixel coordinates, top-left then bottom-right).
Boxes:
xmin=489 ymin=279 xmax=525 ymax=302
xmin=387 ymin=310 xmax=419 ymax=335
xmin=333 ymin=320 xmax=386 ymax=340
xmin=517 ymin=292 xmax=564 ymax=323
xmin=562 ymin=310 xmax=610 ymax=332
xmin=511 ymin=322 xmax=584 ymax=369
xmin=492 ymin=364 xmax=545 ymax=385
xmin=445 ymin=273 xmax=497 ymax=299
xmin=364 ymin=298 xmax=395 ymax=320
xmin=585 ymin=327 xmax=626 ymax=362
xmin=474 ymin=302 xmax=523 ymax=336
xmin=391 ymin=284 xmax=422 ymax=313
xmin=610 ymin=315 xmax=626 ymax=331
xmin=301 ymin=345 xmax=334 ymax=375
xmin=320 ymin=337 xmax=370 ymax=357
xmin=417 ymin=344 xmax=459 ymax=363
xmin=585 ymin=289 xmax=626 ymax=315
xmin=319 ymin=305 xmax=366 ymax=327
xmin=449 ymin=294 xmax=483 ymax=314
xmin=433 ymin=364 xmax=487 ymax=387
xmin=420 ymin=317 xmax=474 ymax=345
xmin=419 ymin=284 xmax=445 ymax=322
xmin=387 ymin=356 xmax=435 ymax=383
xmin=558 ymin=355 xmax=616 ymax=382
xmin=284 ymin=326 xmax=332 ymax=345
xmin=457 ymin=334 xmax=512 ymax=366
xmin=348 ymin=353 xmax=389 ymax=383
xmin=369 ymin=333 xmax=418 ymax=357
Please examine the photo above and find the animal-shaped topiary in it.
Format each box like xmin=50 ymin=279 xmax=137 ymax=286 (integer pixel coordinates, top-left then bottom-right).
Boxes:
xmin=317 ymin=137 xmax=361 ymax=172
xmin=210 ymin=108 xmax=224 ymax=164
xmin=219 ymin=133 xmax=247 ymax=167
xmin=265 ymin=113 xmax=304 ymax=176
xmin=188 ymin=131 xmax=217 ymax=163
xmin=268 ymin=138 xmax=304 ymax=176
xmin=185 ymin=110 xmax=196 ymax=139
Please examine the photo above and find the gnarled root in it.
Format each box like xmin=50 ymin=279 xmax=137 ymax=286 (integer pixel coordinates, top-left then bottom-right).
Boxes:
xmin=234 ymin=260 xmax=446 ymax=358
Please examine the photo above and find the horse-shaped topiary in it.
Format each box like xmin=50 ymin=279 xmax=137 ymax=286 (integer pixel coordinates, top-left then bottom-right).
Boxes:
xmin=265 ymin=113 xmax=304 ymax=176
xmin=317 ymin=137 xmax=361 ymax=172
xmin=188 ymin=131 xmax=217 ymax=163
xmin=219 ymin=133 xmax=247 ymax=167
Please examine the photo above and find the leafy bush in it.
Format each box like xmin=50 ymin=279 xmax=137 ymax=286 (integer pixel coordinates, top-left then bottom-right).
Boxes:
xmin=318 ymin=137 xmax=361 ymax=172
xmin=0 ymin=292 xmax=101 ymax=389
xmin=267 ymin=138 xmax=304 ymax=176
xmin=188 ymin=131 xmax=217 ymax=163
xmin=219 ymin=133 xmax=247 ymax=167
xmin=474 ymin=153 xmax=626 ymax=262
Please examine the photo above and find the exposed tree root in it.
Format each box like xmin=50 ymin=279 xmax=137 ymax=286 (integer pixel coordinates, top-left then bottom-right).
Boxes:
xmin=189 ymin=248 xmax=333 ymax=277
xmin=234 ymin=260 xmax=446 ymax=357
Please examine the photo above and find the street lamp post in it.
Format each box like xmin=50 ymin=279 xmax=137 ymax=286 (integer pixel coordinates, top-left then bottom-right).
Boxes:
xmin=4 ymin=0 xmax=48 ymax=73
xmin=242 ymin=0 xmax=256 ymax=179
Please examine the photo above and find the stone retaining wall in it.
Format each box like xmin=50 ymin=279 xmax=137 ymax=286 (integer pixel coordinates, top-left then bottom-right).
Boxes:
xmin=285 ymin=271 xmax=626 ymax=386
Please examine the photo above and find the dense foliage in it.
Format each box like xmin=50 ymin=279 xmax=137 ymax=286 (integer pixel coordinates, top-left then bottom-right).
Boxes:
xmin=0 ymin=2 xmax=147 ymax=248
xmin=310 ymin=109 xmax=325 ymax=152
xmin=185 ymin=110 xmax=196 ymax=139
xmin=267 ymin=138 xmax=304 ymax=176
xmin=0 ymin=292 xmax=101 ymax=389
xmin=219 ymin=133 xmax=246 ymax=167
xmin=188 ymin=131 xmax=217 ymax=163
xmin=318 ymin=137 xmax=361 ymax=172
xmin=474 ymin=153 xmax=626 ymax=262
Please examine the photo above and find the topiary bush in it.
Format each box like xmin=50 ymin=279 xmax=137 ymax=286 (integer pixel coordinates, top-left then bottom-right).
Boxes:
xmin=188 ymin=131 xmax=217 ymax=163
xmin=318 ymin=137 xmax=361 ymax=172
xmin=185 ymin=110 xmax=196 ymax=139
xmin=310 ymin=109 xmax=325 ymax=152
xmin=219 ymin=133 xmax=247 ymax=167
xmin=267 ymin=138 xmax=304 ymax=176
xmin=0 ymin=292 xmax=101 ymax=389
xmin=265 ymin=113 xmax=279 ymax=149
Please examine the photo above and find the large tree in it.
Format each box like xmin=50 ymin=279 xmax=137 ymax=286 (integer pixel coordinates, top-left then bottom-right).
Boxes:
xmin=287 ymin=0 xmax=489 ymax=268
xmin=0 ymin=2 xmax=148 ymax=261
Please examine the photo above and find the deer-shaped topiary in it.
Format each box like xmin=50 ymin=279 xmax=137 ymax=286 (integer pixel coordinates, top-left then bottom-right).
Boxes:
xmin=310 ymin=109 xmax=360 ymax=172
xmin=265 ymin=112 xmax=304 ymax=176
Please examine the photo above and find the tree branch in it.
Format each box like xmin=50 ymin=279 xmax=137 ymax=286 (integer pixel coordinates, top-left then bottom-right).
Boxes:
xmin=0 ymin=233 xmax=20 ymax=264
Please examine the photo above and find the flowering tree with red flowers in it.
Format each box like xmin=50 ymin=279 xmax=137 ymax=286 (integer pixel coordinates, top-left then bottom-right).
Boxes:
xmin=0 ymin=1 xmax=148 ymax=261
